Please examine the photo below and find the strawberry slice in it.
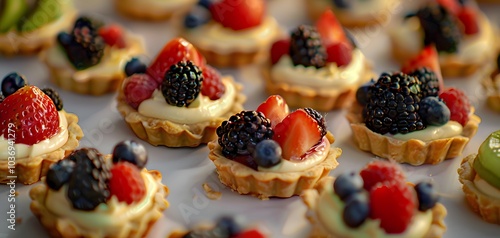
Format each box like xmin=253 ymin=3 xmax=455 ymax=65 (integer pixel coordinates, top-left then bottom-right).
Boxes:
xmin=401 ymin=46 xmax=444 ymax=91
xmin=256 ymin=95 xmax=289 ymax=128
xmin=437 ymin=0 xmax=461 ymax=15
xmin=272 ymin=109 xmax=322 ymax=161
xmin=98 ymin=24 xmax=126 ymax=48
xmin=270 ymin=39 xmax=290 ymax=65
xmin=234 ymin=229 xmax=266 ymax=238
xmin=147 ymin=38 xmax=205 ymax=84
xmin=209 ymin=0 xmax=265 ymax=31
xmin=315 ymin=9 xmax=349 ymax=47
xmin=457 ymin=6 xmax=479 ymax=35
xmin=326 ymin=41 xmax=353 ymax=66
xmin=0 ymin=86 xmax=59 ymax=145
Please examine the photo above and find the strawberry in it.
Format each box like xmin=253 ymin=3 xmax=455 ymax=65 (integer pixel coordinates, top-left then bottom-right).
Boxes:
xmin=437 ymin=0 xmax=461 ymax=15
xmin=201 ymin=65 xmax=225 ymax=100
xmin=98 ymin=24 xmax=126 ymax=48
xmin=401 ymin=46 xmax=444 ymax=92
xmin=234 ymin=229 xmax=265 ymax=238
xmin=109 ymin=162 xmax=146 ymax=204
xmin=326 ymin=41 xmax=352 ymax=66
xmin=457 ymin=6 xmax=479 ymax=35
xmin=315 ymin=9 xmax=349 ymax=47
xmin=359 ymin=160 xmax=406 ymax=191
xmin=0 ymin=86 xmax=59 ymax=145
xmin=272 ymin=109 xmax=322 ymax=161
xmin=369 ymin=181 xmax=416 ymax=234
xmin=147 ymin=38 xmax=205 ymax=84
xmin=270 ymin=39 xmax=290 ymax=65
xmin=209 ymin=0 xmax=265 ymax=31
xmin=439 ymin=88 xmax=471 ymax=126
xmin=256 ymin=95 xmax=289 ymax=128
xmin=123 ymin=74 xmax=159 ymax=109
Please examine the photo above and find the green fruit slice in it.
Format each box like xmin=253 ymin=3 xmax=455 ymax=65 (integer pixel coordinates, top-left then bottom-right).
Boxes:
xmin=17 ymin=0 xmax=62 ymax=32
xmin=474 ymin=130 xmax=500 ymax=189
xmin=0 ymin=0 xmax=29 ymax=33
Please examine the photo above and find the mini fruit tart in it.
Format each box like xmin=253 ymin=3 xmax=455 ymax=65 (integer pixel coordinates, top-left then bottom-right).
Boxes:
xmin=30 ymin=140 xmax=170 ymax=238
xmin=168 ymin=216 xmax=267 ymax=238
xmin=180 ymin=0 xmax=281 ymax=67
xmin=482 ymin=53 xmax=500 ymax=112
xmin=0 ymin=0 xmax=77 ymax=55
xmin=114 ymin=0 xmax=196 ymax=21
xmin=0 ymin=73 xmax=83 ymax=184
xmin=390 ymin=0 xmax=496 ymax=77
xmin=347 ymin=46 xmax=481 ymax=165
xmin=263 ymin=10 xmax=374 ymax=111
xmin=305 ymin=0 xmax=401 ymax=28
xmin=301 ymin=160 xmax=448 ymax=237
xmin=458 ymin=130 xmax=500 ymax=224
xmin=116 ymin=38 xmax=245 ymax=147
xmin=208 ymin=95 xmax=341 ymax=199
xmin=40 ymin=16 xmax=145 ymax=95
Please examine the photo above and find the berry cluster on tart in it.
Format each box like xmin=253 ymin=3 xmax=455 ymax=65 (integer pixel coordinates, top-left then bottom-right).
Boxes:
xmin=347 ymin=46 xmax=481 ymax=165
xmin=482 ymin=53 xmax=500 ymax=112
xmin=305 ymin=0 xmax=401 ymax=28
xmin=168 ymin=216 xmax=267 ymax=238
xmin=390 ymin=0 xmax=496 ymax=77
xmin=0 ymin=73 xmax=83 ymax=185
xmin=30 ymin=140 xmax=169 ymax=238
xmin=208 ymin=95 xmax=341 ymax=199
xmin=263 ymin=10 xmax=374 ymax=111
xmin=181 ymin=0 xmax=281 ymax=67
xmin=114 ymin=0 xmax=196 ymax=21
xmin=301 ymin=160 xmax=447 ymax=237
xmin=0 ymin=0 xmax=77 ymax=55
xmin=40 ymin=16 xmax=145 ymax=95
xmin=116 ymin=37 xmax=245 ymax=147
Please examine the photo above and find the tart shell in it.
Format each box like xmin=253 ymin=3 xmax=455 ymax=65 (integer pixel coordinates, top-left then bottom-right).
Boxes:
xmin=116 ymin=77 xmax=246 ymax=147
xmin=458 ymin=154 xmax=500 ymax=224
xmin=195 ymin=47 xmax=267 ymax=68
xmin=346 ymin=103 xmax=481 ymax=165
xmin=0 ymin=111 xmax=83 ymax=185
xmin=114 ymin=0 xmax=195 ymax=21
xmin=207 ymin=133 xmax=341 ymax=200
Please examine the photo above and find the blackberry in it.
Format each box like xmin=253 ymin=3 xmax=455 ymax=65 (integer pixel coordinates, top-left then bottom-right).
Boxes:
xmin=363 ymin=72 xmax=426 ymax=135
xmin=42 ymin=88 xmax=63 ymax=111
xmin=408 ymin=68 xmax=440 ymax=98
xmin=216 ymin=111 xmax=274 ymax=157
xmin=415 ymin=4 xmax=462 ymax=53
xmin=73 ymin=16 xmax=103 ymax=34
xmin=289 ymin=25 xmax=327 ymax=68
xmin=46 ymin=159 xmax=75 ymax=191
xmin=304 ymin=107 xmax=327 ymax=137
xmin=67 ymin=148 xmax=111 ymax=211
xmin=161 ymin=61 xmax=203 ymax=107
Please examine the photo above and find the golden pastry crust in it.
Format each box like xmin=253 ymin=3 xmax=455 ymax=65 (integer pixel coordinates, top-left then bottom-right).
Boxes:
xmin=458 ymin=154 xmax=500 ymax=224
xmin=114 ymin=0 xmax=196 ymax=21
xmin=301 ymin=177 xmax=448 ymax=238
xmin=0 ymin=111 xmax=83 ymax=185
xmin=195 ymin=47 xmax=267 ymax=68
xmin=207 ymin=133 xmax=341 ymax=200
xmin=30 ymin=168 xmax=169 ymax=238
xmin=0 ymin=6 xmax=77 ymax=56
xmin=262 ymin=61 xmax=374 ymax=111
xmin=346 ymin=103 xmax=481 ymax=165
xmin=116 ymin=77 xmax=246 ymax=147
xmin=482 ymin=69 xmax=500 ymax=112
xmin=40 ymin=34 xmax=145 ymax=96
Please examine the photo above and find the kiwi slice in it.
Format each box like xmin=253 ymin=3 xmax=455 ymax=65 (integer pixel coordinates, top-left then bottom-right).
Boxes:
xmin=0 ymin=0 xmax=29 ymax=33
xmin=17 ymin=0 xmax=63 ymax=32
xmin=474 ymin=131 xmax=500 ymax=189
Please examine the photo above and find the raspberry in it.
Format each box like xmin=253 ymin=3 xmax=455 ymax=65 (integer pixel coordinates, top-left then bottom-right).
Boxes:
xmin=360 ymin=160 xmax=406 ymax=191
xmin=201 ymin=65 xmax=225 ymax=100
xmin=98 ymin=24 xmax=126 ymax=48
xmin=123 ymin=74 xmax=159 ymax=109
xmin=369 ymin=181 xmax=416 ymax=234
xmin=439 ymin=88 xmax=471 ymax=126
xmin=109 ymin=162 xmax=146 ymax=204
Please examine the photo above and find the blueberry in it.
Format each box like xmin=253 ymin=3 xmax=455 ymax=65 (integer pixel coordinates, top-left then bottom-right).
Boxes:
xmin=332 ymin=0 xmax=351 ymax=9
xmin=57 ymin=32 xmax=73 ymax=46
xmin=342 ymin=192 xmax=369 ymax=228
xmin=355 ymin=80 xmax=374 ymax=106
xmin=1 ymin=72 xmax=27 ymax=97
xmin=334 ymin=171 xmax=364 ymax=200
xmin=418 ymin=97 xmax=450 ymax=126
xmin=112 ymin=140 xmax=148 ymax=168
xmin=184 ymin=5 xmax=211 ymax=29
xmin=198 ymin=0 xmax=212 ymax=8
xmin=252 ymin=140 xmax=282 ymax=168
xmin=215 ymin=216 xmax=241 ymax=237
xmin=124 ymin=58 xmax=147 ymax=77
xmin=46 ymin=159 xmax=75 ymax=190
xmin=415 ymin=182 xmax=439 ymax=211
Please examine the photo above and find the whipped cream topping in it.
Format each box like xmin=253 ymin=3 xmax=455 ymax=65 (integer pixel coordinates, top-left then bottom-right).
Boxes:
xmin=0 ymin=112 xmax=68 ymax=160
xmin=138 ymin=77 xmax=236 ymax=124
xmin=473 ymin=174 xmax=500 ymax=199
xmin=391 ymin=121 xmax=463 ymax=141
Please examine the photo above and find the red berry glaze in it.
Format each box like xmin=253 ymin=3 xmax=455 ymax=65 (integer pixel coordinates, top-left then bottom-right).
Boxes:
xmin=360 ymin=160 xmax=406 ymax=191
xmin=457 ymin=7 xmax=479 ymax=35
xmin=209 ymin=0 xmax=265 ymax=31
xmin=256 ymin=95 xmax=289 ymax=128
xmin=109 ymin=162 xmax=146 ymax=204
xmin=0 ymin=86 xmax=59 ymax=145
xmin=439 ymin=88 xmax=471 ymax=126
xmin=98 ymin=24 xmax=126 ymax=48
xmin=201 ymin=65 xmax=225 ymax=100
xmin=270 ymin=39 xmax=290 ymax=65
xmin=369 ymin=181 xmax=416 ymax=234
xmin=326 ymin=41 xmax=352 ymax=67
xmin=123 ymin=74 xmax=159 ymax=109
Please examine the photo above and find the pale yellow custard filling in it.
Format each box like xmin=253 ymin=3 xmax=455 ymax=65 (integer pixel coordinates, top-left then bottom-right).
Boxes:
xmin=392 ymin=121 xmax=463 ymax=141
xmin=138 ymin=77 xmax=236 ymax=124
xmin=45 ymin=170 xmax=159 ymax=236
xmin=316 ymin=185 xmax=433 ymax=238
xmin=0 ymin=112 xmax=68 ymax=160
xmin=473 ymin=174 xmax=500 ymax=199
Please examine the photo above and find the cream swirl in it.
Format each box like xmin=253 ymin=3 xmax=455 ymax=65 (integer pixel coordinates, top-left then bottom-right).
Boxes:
xmin=473 ymin=174 xmax=500 ymax=199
